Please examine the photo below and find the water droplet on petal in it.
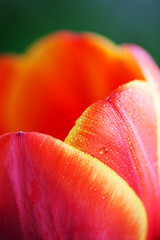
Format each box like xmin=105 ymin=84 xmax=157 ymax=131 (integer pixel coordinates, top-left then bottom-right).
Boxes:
xmin=102 ymin=194 xmax=107 ymax=199
xmin=99 ymin=148 xmax=108 ymax=155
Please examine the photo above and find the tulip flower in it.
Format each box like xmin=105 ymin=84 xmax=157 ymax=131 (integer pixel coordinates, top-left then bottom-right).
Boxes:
xmin=0 ymin=31 xmax=160 ymax=240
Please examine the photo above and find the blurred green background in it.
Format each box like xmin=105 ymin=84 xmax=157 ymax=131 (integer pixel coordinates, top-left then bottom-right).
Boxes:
xmin=0 ymin=0 xmax=160 ymax=65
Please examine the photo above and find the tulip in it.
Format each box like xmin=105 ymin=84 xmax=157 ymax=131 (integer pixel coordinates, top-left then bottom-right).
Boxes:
xmin=0 ymin=31 xmax=159 ymax=240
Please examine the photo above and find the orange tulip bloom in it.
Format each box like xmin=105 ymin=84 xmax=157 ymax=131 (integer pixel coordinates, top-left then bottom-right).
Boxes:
xmin=0 ymin=31 xmax=160 ymax=239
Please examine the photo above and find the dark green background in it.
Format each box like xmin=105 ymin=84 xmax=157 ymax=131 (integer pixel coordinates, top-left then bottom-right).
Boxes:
xmin=0 ymin=0 xmax=160 ymax=65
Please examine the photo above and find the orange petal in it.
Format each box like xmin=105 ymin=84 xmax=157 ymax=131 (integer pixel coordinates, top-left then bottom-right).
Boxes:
xmin=0 ymin=132 xmax=147 ymax=239
xmin=65 ymin=80 xmax=160 ymax=239
xmin=0 ymin=55 xmax=18 ymax=134
xmin=1 ymin=32 xmax=144 ymax=140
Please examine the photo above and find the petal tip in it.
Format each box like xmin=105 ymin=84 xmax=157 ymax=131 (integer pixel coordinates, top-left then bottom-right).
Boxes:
xmin=16 ymin=131 xmax=24 ymax=136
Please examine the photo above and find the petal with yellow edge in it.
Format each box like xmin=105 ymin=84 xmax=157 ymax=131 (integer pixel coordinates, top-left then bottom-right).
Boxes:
xmin=0 ymin=32 xmax=144 ymax=140
xmin=65 ymin=81 xmax=160 ymax=239
xmin=0 ymin=132 xmax=147 ymax=240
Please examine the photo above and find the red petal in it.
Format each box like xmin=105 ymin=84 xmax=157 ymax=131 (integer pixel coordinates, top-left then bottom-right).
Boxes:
xmin=65 ymin=81 xmax=160 ymax=239
xmin=0 ymin=132 xmax=147 ymax=239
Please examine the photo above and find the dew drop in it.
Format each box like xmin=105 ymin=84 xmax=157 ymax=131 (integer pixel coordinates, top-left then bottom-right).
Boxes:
xmin=102 ymin=194 xmax=107 ymax=199
xmin=99 ymin=148 xmax=108 ymax=155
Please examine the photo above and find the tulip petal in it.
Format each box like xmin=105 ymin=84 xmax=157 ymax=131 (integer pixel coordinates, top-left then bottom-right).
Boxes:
xmin=65 ymin=80 xmax=160 ymax=239
xmin=0 ymin=32 xmax=144 ymax=139
xmin=126 ymin=45 xmax=160 ymax=188
xmin=0 ymin=55 xmax=18 ymax=134
xmin=0 ymin=132 xmax=147 ymax=240
xmin=125 ymin=44 xmax=160 ymax=91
